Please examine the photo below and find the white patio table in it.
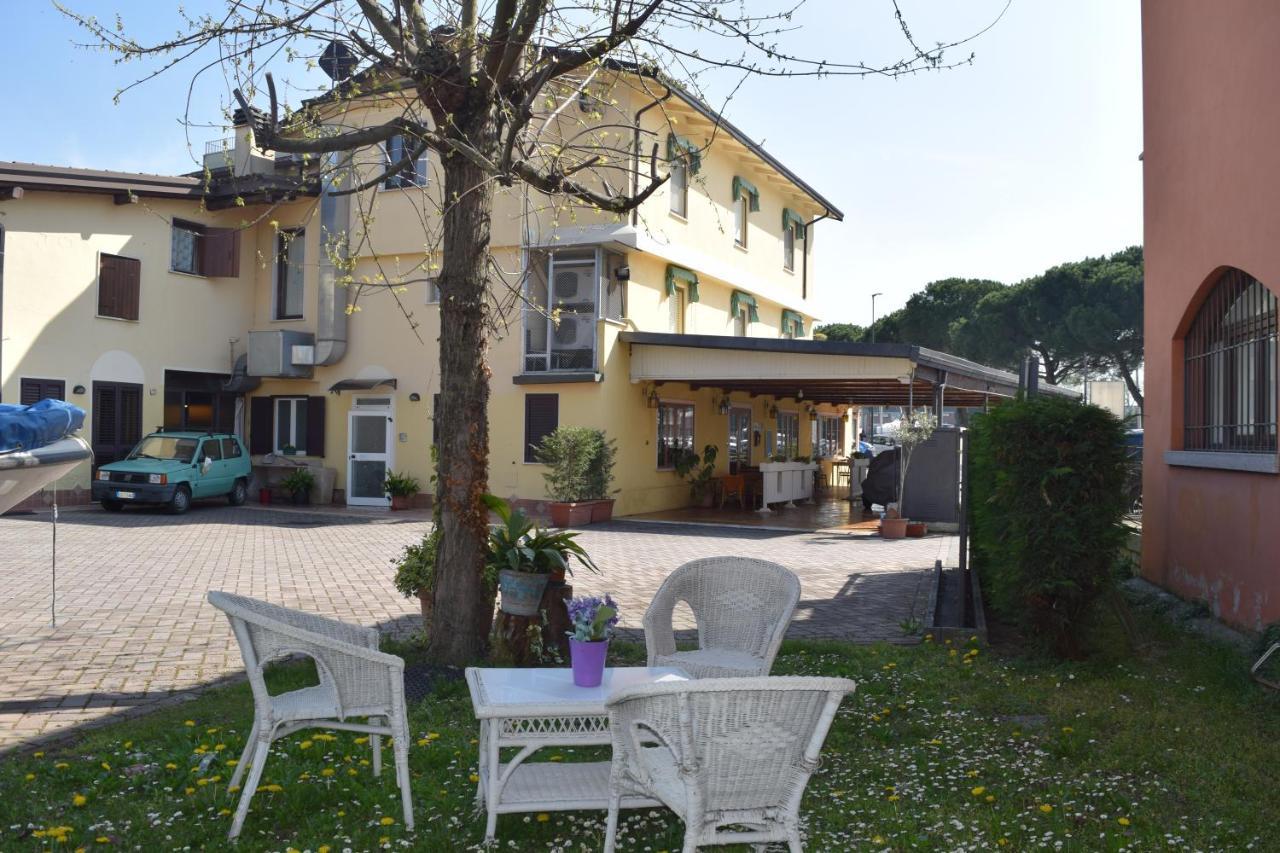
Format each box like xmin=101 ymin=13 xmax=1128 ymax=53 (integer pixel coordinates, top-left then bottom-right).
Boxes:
xmin=465 ymin=665 xmax=690 ymax=841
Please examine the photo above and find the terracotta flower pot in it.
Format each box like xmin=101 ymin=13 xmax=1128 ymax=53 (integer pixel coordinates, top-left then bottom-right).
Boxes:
xmin=589 ymin=499 xmax=615 ymax=523
xmin=390 ymin=494 xmax=412 ymax=510
xmin=549 ymin=501 xmax=594 ymax=527
xmin=880 ymin=517 xmax=909 ymax=539
xmin=906 ymin=521 xmax=928 ymax=538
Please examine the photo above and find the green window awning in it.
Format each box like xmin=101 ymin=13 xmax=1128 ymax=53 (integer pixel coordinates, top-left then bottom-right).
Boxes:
xmin=665 ymin=265 xmax=700 ymax=303
xmin=731 ymin=175 xmax=761 ymax=212
xmin=666 ymin=134 xmax=702 ymax=174
xmin=781 ymin=309 xmax=805 ymax=337
xmin=782 ymin=208 xmax=806 ymax=239
xmin=730 ymin=290 xmax=760 ymax=323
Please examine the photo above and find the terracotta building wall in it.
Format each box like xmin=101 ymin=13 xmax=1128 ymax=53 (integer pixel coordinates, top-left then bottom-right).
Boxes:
xmin=1141 ymin=0 xmax=1280 ymax=629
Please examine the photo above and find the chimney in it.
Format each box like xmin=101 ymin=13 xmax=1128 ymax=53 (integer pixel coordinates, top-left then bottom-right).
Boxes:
xmin=230 ymin=106 xmax=275 ymax=177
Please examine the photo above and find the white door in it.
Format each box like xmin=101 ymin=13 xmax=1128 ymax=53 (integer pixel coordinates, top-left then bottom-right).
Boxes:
xmin=347 ymin=409 xmax=393 ymax=507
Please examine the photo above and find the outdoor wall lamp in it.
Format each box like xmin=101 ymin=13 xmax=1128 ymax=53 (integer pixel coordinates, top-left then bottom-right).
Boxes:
xmin=768 ymin=402 xmax=779 ymax=419
xmin=717 ymin=395 xmax=730 ymax=415
xmin=645 ymin=385 xmax=660 ymax=409
xmin=72 ymin=385 xmax=86 ymax=395
xmin=409 ymin=392 xmax=421 ymax=402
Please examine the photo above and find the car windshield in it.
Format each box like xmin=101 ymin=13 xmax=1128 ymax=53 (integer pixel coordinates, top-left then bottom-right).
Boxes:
xmin=128 ymin=436 xmax=198 ymax=463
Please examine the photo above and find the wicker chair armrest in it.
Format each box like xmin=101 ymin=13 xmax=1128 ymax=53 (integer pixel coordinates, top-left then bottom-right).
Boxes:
xmin=642 ymin=588 xmax=679 ymax=662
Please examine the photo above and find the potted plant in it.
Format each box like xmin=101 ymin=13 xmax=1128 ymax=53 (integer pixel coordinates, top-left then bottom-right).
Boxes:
xmin=483 ymin=495 xmax=599 ymax=615
xmin=281 ymin=467 xmax=315 ymax=505
xmin=383 ymin=470 xmax=420 ymax=510
xmin=535 ymin=427 xmax=617 ymax=526
xmin=566 ymin=594 xmax=618 ymax=687
xmin=392 ymin=528 xmax=440 ymax=632
xmin=674 ymin=444 xmax=718 ymax=507
xmin=881 ymin=410 xmax=937 ymax=539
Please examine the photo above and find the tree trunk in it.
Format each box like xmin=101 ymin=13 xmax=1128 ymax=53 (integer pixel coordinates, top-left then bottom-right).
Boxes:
xmin=1118 ymin=361 xmax=1144 ymax=413
xmin=426 ymin=110 xmax=499 ymax=665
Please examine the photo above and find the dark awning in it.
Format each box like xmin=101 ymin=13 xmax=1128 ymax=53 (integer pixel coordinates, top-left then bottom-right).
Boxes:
xmin=328 ymin=377 xmax=397 ymax=393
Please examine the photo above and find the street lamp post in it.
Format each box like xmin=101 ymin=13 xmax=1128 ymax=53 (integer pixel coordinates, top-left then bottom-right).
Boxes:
xmin=870 ymin=292 xmax=883 ymax=343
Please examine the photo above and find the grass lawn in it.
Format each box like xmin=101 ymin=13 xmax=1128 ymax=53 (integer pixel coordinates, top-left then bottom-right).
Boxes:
xmin=3 ymin=612 xmax=1277 ymax=851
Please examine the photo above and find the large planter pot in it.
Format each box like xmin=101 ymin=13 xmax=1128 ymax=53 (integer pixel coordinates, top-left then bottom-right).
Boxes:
xmin=569 ymin=638 xmax=609 ymax=687
xmin=588 ymin=499 xmax=615 ymax=523
xmin=290 ymin=490 xmax=310 ymax=506
xmin=905 ymin=521 xmax=928 ymax=538
xmin=498 ymin=569 xmax=550 ymax=616
xmin=549 ymin=501 xmax=594 ymax=527
xmin=880 ymin=517 xmax=909 ymax=539
xmin=390 ymin=494 xmax=413 ymax=511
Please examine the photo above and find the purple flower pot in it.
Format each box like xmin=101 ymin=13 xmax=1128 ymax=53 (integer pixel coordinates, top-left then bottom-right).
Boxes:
xmin=569 ymin=638 xmax=609 ymax=687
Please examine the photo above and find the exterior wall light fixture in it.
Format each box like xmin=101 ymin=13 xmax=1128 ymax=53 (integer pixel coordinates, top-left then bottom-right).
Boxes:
xmin=72 ymin=385 xmax=86 ymax=395
xmin=409 ymin=392 xmax=422 ymax=402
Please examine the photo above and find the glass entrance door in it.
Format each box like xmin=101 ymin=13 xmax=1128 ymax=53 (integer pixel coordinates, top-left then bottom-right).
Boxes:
xmin=728 ymin=407 xmax=752 ymax=474
xmin=347 ymin=409 xmax=393 ymax=506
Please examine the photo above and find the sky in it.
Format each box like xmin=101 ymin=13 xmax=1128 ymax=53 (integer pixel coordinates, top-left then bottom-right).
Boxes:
xmin=1 ymin=1 xmax=1143 ymax=327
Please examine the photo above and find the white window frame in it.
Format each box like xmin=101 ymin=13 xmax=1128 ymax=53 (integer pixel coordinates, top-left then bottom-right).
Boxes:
xmin=669 ymin=157 xmax=688 ymax=219
xmin=274 ymin=397 xmax=308 ymax=454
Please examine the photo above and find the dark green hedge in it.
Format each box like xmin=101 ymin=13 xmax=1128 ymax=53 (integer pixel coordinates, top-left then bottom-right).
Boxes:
xmin=969 ymin=395 xmax=1129 ymax=655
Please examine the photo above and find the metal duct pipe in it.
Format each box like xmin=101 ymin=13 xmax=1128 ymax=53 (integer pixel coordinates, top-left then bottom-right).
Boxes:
xmin=315 ymin=153 xmax=351 ymax=366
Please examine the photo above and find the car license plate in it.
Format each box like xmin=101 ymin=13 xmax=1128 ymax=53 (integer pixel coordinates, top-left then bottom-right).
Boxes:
xmin=116 ymin=490 xmax=136 ymax=500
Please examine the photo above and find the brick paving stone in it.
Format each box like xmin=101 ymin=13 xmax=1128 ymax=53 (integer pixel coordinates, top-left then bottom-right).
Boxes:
xmin=0 ymin=506 xmax=952 ymax=752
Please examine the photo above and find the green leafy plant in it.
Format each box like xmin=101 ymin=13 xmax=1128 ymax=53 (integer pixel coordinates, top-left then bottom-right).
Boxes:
xmin=674 ymin=444 xmax=719 ymax=502
xmin=534 ymin=427 xmax=617 ymax=502
xmin=894 ymin=409 xmax=938 ymax=511
xmin=793 ymin=454 xmax=812 ymax=463
xmin=769 ymin=452 xmax=789 ymax=462
xmin=968 ymin=395 xmax=1129 ymax=657
xmin=281 ymin=467 xmax=315 ymax=496
xmin=382 ymin=470 xmax=420 ymax=497
xmin=392 ymin=528 xmax=440 ymax=598
xmin=481 ymin=495 xmax=599 ymax=588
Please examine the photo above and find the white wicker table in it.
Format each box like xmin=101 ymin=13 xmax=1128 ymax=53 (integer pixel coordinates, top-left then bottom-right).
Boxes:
xmin=465 ymin=666 xmax=690 ymax=841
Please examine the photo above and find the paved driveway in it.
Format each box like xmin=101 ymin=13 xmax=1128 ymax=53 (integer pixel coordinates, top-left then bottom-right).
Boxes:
xmin=0 ymin=506 xmax=950 ymax=751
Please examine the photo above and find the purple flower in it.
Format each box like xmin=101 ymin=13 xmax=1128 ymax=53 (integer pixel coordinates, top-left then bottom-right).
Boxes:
xmin=566 ymin=594 xmax=620 ymax=641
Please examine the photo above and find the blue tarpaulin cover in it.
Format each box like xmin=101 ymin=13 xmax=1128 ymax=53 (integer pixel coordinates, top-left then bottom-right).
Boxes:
xmin=0 ymin=399 xmax=87 ymax=453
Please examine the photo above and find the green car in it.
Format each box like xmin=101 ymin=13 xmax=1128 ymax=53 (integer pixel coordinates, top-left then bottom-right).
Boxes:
xmin=92 ymin=431 xmax=251 ymax=514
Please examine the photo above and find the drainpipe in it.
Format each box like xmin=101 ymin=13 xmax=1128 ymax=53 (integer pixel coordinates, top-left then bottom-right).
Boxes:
xmin=800 ymin=209 xmax=831 ymax=303
xmin=632 ymin=85 xmax=673 ymax=227
xmin=314 ymin=152 xmax=351 ymax=366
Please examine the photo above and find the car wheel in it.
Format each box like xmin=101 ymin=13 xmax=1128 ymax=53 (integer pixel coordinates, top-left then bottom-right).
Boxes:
xmin=169 ymin=485 xmax=192 ymax=515
xmin=101 ymin=499 xmax=124 ymax=512
xmin=227 ymin=478 xmax=247 ymax=506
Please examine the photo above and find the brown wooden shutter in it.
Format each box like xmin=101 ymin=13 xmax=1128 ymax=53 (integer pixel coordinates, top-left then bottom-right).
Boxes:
xmin=98 ymin=253 xmax=140 ymax=320
xmin=200 ymin=229 xmax=240 ymax=278
xmin=249 ymin=397 xmax=274 ymax=455
xmin=20 ymin=379 xmax=65 ymax=405
xmin=524 ymin=394 xmax=559 ymax=463
xmin=306 ymin=396 xmax=326 ymax=457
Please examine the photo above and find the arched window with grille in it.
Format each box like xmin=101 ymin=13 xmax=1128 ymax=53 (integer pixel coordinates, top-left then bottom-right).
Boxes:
xmin=1183 ymin=268 xmax=1278 ymax=453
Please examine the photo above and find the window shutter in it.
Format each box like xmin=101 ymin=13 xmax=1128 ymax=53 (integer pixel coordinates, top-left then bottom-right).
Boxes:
xmin=20 ymin=379 xmax=65 ymax=405
xmin=98 ymin=254 xmax=119 ymax=318
xmin=98 ymin=254 xmax=140 ymax=320
xmin=119 ymin=385 xmax=142 ymax=447
xmin=524 ymin=394 xmax=559 ymax=463
xmin=306 ymin=396 xmax=326 ymax=457
xmin=249 ymin=397 xmax=274 ymax=455
xmin=200 ymin=229 xmax=240 ymax=278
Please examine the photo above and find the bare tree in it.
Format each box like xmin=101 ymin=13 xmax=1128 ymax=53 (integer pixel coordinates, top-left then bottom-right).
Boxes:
xmin=62 ymin=0 xmax=1006 ymax=664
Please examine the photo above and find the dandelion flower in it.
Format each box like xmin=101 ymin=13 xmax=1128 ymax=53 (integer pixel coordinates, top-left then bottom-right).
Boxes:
xmin=262 ymin=783 xmax=283 ymax=793
xmin=416 ymin=738 xmax=430 ymax=747
xmin=300 ymin=740 xmax=313 ymax=750
xmin=185 ymin=787 xmax=195 ymax=795
xmin=218 ymin=808 xmax=232 ymax=817
xmin=34 ymin=751 xmax=45 ymax=758
xmin=321 ymin=768 xmax=336 ymax=777
xmin=426 ymin=732 xmax=440 ymax=740
xmin=872 ymin=836 xmax=885 ymax=844
xmin=971 ymin=786 xmax=986 ymax=796
xmin=226 ymin=759 xmax=238 ymax=767
xmin=1039 ymin=804 xmax=1053 ymax=813
xmin=347 ymin=768 xmax=359 ymax=777
xmin=214 ymin=744 xmax=226 ymax=752
xmin=96 ymin=836 xmax=111 ymax=843
xmin=469 ymin=773 xmax=480 ymax=783
xmin=1118 ymin=817 xmax=1131 ymax=826
xmin=319 ymin=847 xmax=331 ymax=853
xmin=985 ymin=795 xmax=996 ymax=803
xmin=380 ymin=816 xmax=395 ymax=826
xmin=73 ymin=793 xmax=87 ymax=806
xmin=887 ymin=794 xmax=900 ymax=802
xmin=123 ymin=740 xmax=132 ymax=749
xmin=536 ymin=813 xmax=549 ymax=822
xmin=228 ymin=785 xmax=241 ymax=793
xmin=196 ymin=778 xmax=209 ymax=787
xmin=1061 ymin=726 xmax=1074 ymax=733
xmin=24 ymin=773 xmax=35 ymax=782
xmin=354 ymin=736 xmax=369 ymax=745
xmin=56 ymin=762 xmax=70 ymax=770
xmin=184 ymin=720 xmax=195 ymax=727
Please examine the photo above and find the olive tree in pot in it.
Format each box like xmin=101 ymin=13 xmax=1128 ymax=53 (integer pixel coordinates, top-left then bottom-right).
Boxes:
xmin=393 ymin=527 xmax=440 ymax=634
xmin=881 ymin=410 xmax=937 ymax=538
xmin=675 ymin=444 xmax=719 ymax=507
xmin=483 ymin=495 xmax=599 ymax=616
xmin=535 ymin=427 xmax=617 ymax=526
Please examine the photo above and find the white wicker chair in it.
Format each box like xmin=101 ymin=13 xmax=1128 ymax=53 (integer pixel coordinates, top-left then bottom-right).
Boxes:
xmin=207 ymin=591 xmax=414 ymax=839
xmin=643 ymin=557 xmax=800 ymax=678
xmin=603 ymin=676 xmax=855 ymax=852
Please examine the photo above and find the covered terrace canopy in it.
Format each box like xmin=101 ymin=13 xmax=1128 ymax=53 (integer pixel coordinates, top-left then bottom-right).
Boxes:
xmin=620 ymin=332 xmax=1080 ymax=409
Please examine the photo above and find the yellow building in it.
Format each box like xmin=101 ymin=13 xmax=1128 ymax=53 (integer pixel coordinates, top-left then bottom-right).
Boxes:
xmin=2 ymin=69 xmax=1017 ymax=516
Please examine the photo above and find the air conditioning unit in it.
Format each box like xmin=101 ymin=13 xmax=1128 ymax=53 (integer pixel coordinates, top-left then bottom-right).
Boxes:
xmin=552 ymin=314 xmax=595 ymax=348
xmin=247 ymin=330 xmax=315 ymax=378
xmin=552 ymin=265 xmax=595 ymax=304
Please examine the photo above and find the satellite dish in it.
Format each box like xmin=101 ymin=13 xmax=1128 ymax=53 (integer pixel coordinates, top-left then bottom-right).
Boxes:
xmin=319 ymin=41 xmax=358 ymax=81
